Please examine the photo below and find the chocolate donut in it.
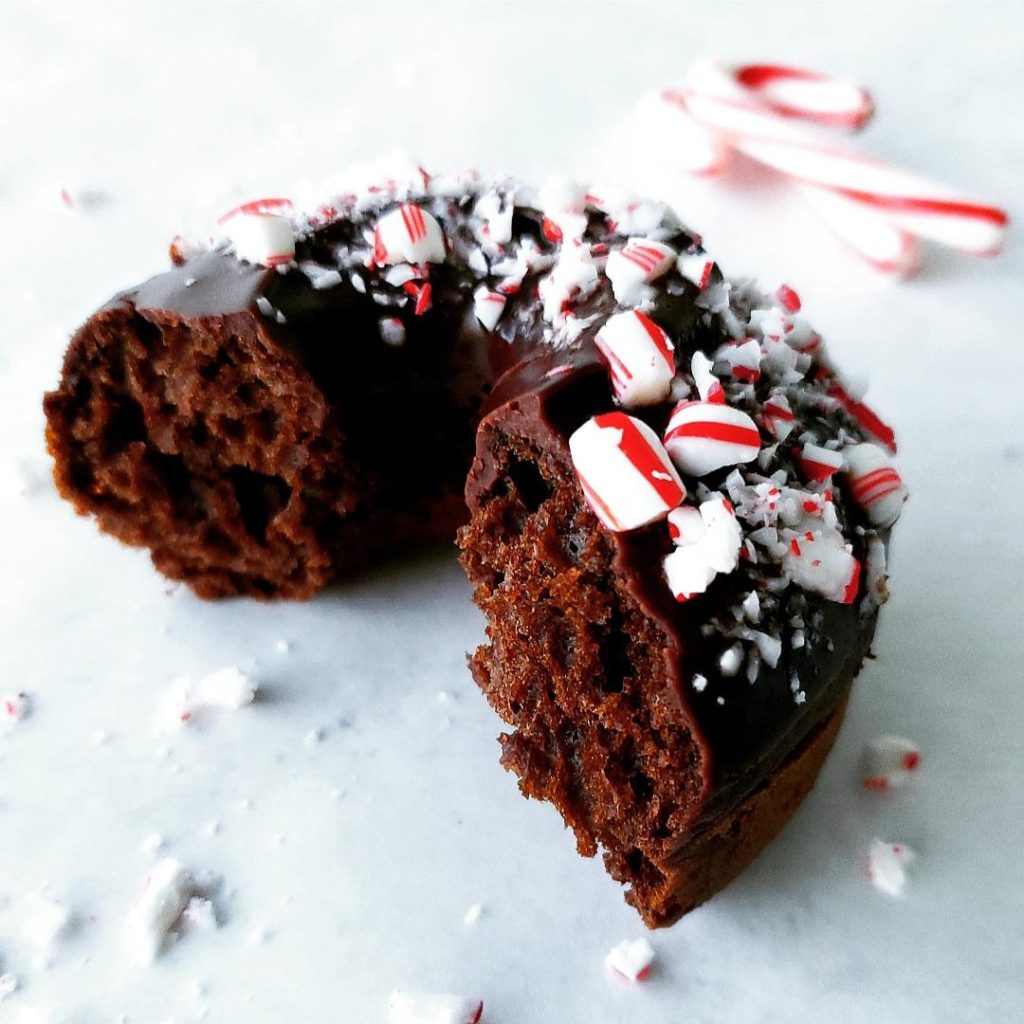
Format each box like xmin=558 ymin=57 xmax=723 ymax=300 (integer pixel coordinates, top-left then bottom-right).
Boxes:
xmin=44 ymin=172 xmax=906 ymax=924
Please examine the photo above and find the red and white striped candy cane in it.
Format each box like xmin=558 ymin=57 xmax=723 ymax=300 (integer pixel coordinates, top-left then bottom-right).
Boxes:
xmin=651 ymin=59 xmax=1008 ymax=273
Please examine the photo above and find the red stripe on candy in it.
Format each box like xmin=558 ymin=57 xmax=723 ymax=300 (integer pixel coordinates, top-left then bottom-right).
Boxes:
xmin=634 ymin=311 xmax=675 ymax=372
xmin=666 ymin=420 xmax=761 ymax=449
xmin=595 ymin=413 xmax=683 ymax=508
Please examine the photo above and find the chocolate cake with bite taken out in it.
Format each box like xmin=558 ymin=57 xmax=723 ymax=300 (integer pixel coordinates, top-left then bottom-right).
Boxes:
xmin=44 ymin=171 xmax=907 ymax=925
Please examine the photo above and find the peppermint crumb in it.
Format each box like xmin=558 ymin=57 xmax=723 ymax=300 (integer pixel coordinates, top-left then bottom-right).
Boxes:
xmin=691 ymin=673 xmax=708 ymax=693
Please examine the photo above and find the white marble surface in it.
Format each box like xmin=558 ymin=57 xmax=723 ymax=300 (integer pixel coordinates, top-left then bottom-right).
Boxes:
xmin=1 ymin=2 xmax=1022 ymax=1022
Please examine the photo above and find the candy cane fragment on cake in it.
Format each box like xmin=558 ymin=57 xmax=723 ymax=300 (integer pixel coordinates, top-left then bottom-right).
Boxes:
xmin=690 ymin=351 xmax=724 ymax=404
xmin=714 ymin=337 xmax=762 ymax=383
xmin=373 ymin=203 xmax=447 ymax=265
xmin=677 ymin=250 xmax=715 ymax=290
xmin=867 ymin=839 xmax=916 ymax=898
xmin=472 ymin=286 xmax=507 ymax=331
xmin=593 ymin=309 xmax=676 ymax=407
xmin=663 ymin=400 xmax=761 ymax=477
xmin=379 ymin=318 xmax=406 ymax=347
xmin=663 ymin=496 xmax=743 ymax=601
xmin=569 ymin=413 xmax=685 ymax=533
xmin=843 ymin=443 xmax=908 ymax=527
xmin=774 ymin=283 xmax=802 ymax=313
xmin=828 ymin=381 xmax=897 ymax=452
xmin=219 ymin=198 xmax=295 ymax=268
xmin=604 ymin=937 xmax=657 ymax=982
xmin=387 ymin=991 xmax=483 ymax=1024
xmin=798 ymin=443 xmax=844 ymax=482
xmin=862 ymin=735 xmax=921 ymax=791
xmin=605 ymin=238 xmax=677 ymax=304
xmin=761 ymin=391 xmax=796 ymax=440
xmin=783 ymin=527 xmax=861 ymax=604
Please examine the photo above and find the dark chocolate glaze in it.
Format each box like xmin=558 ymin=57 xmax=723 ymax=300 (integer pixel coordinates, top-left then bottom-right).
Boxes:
xmin=82 ymin=190 xmax=882 ymax=803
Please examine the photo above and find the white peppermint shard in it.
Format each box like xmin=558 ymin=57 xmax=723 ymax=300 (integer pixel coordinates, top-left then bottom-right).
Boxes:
xmin=387 ymin=991 xmax=483 ymax=1024
xmin=604 ymin=937 xmax=656 ymax=981
xmin=868 ymin=839 xmax=915 ymax=898
xmin=125 ymin=857 xmax=197 ymax=965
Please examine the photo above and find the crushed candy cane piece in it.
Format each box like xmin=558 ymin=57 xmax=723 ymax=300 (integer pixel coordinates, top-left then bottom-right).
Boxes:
xmin=157 ymin=667 xmax=256 ymax=732
xmin=783 ymin=527 xmax=860 ymax=604
xmin=604 ymin=937 xmax=656 ymax=982
xmin=2 ymin=692 xmax=31 ymax=724
xmin=594 ymin=309 xmax=676 ymax=407
xmin=775 ymin=283 xmax=801 ymax=313
xmin=569 ymin=413 xmax=685 ymax=533
xmin=798 ymin=442 xmax=844 ymax=482
xmin=474 ymin=190 xmax=514 ymax=244
xmin=472 ymin=286 xmax=507 ymax=331
xmin=379 ymin=318 xmax=406 ymax=347
xmin=677 ymin=250 xmax=715 ymax=290
xmin=181 ymin=897 xmax=218 ymax=932
xmin=867 ymin=839 xmax=916 ymax=898
xmin=663 ymin=496 xmax=742 ymax=600
xmin=222 ymin=207 xmax=295 ymax=268
xmin=715 ymin=337 xmax=762 ymax=382
xmin=691 ymin=351 xmax=724 ymax=404
xmin=663 ymin=401 xmax=761 ymax=476
xmin=374 ymin=204 xmax=446 ymax=264
xmin=844 ymin=443 xmax=908 ymax=526
xmin=862 ymin=735 xmax=921 ymax=790
xmin=761 ymin=391 xmax=796 ymax=440
xmin=865 ymin=534 xmax=889 ymax=604
xmin=605 ymin=237 xmax=677 ymax=304
xmin=539 ymin=243 xmax=599 ymax=322
xmin=22 ymin=893 xmax=74 ymax=951
xmin=719 ymin=643 xmax=743 ymax=676
xmin=0 ymin=972 xmax=17 ymax=1000
xmin=125 ymin=857 xmax=197 ymax=965
xmin=387 ymin=991 xmax=483 ymax=1024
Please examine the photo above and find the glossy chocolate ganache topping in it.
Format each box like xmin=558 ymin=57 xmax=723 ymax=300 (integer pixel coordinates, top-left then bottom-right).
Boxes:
xmin=46 ymin=170 xmax=907 ymax=806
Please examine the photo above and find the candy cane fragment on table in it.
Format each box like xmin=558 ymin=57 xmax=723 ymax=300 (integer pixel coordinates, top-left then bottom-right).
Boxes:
xmin=663 ymin=400 xmax=761 ymax=477
xmin=569 ymin=413 xmax=685 ymax=533
xmin=218 ymin=197 xmax=296 ymax=268
xmin=2 ymin=691 xmax=31 ymax=723
xmin=604 ymin=937 xmax=657 ymax=982
xmin=867 ymin=839 xmax=915 ymax=898
xmin=593 ymin=309 xmax=676 ymax=407
xmin=861 ymin=735 xmax=921 ymax=791
xmin=387 ymin=991 xmax=484 ymax=1024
